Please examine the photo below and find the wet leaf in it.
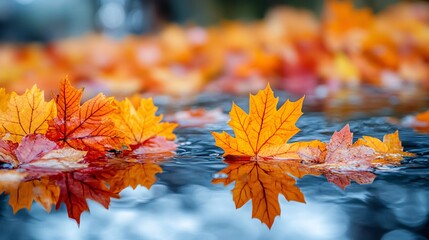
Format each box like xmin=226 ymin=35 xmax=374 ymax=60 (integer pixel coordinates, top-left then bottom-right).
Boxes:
xmin=22 ymin=148 xmax=88 ymax=170
xmin=0 ymin=85 xmax=56 ymax=142
xmin=0 ymin=88 xmax=10 ymax=112
xmin=299 ymin=124 xmax=375 ymax=170
xmin=0 ymin=134 xmax=86 ymax=170
xmin=15 ymin=134 xmax=57 ymax=164
xmin=213 ymin=160 xmax=318 ymax=228
xmin=213 ymin=84 xmax=318 ymax=159
xmin=112 ymin=97 xmax=177 ymax=152
xmin=46 ymin=78 xmax=125 ymax=153
xmin=354 ymin=131 xmax=415 ymax=164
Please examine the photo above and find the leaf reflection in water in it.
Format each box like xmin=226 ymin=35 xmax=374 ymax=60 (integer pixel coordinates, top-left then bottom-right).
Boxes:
xmin=0 ymin=156 xmax=166 ymax=225
xmin=213 ymin=159 xmax=376 ymax=228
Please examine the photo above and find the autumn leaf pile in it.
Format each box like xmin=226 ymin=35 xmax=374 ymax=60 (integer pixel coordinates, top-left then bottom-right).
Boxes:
xmin=0 ymin=78 xmax=178 ymax=169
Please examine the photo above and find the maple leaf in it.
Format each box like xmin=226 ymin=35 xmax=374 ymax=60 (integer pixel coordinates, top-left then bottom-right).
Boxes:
xmin=213 ymin=160 xmax=319 ymax=228
xmin=354 ymin=131 xmax=415 ymax=164
xmin=0 ymin=85 xmax=56 ymax=142
xmin=112 ymin=97 xmax=177 ymax=149
xmin=0 ymin=89 xmax=7 ymax=138
xmin=0 ymin=88 xmax=10 ymax=112
xmin=213 ymin=84 xmax=317 ymax=160
xmin=52 ymin=169 xmax=119 ymax=224
xmin=299 ymin=124 xmax=375 ymax=171
xmin=0 ymin=134 xmax=86 ymax=170
xmin=0 ymin=171 xmax=60 ymax=213
xmin=46 ymin=78 xmax=125 ymax=153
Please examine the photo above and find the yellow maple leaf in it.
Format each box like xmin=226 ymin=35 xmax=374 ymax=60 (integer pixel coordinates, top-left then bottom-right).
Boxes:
xmin=0 ymin=88 xmax=10 ymax=137
xmin=113 ymin=97 xmax=178 ymax=145
xmin=0 ymin=85 xmax=56 ymax=142
xmin=0 ymin=88 xmax=10 ymax=112
xmin=354 ymin=131 xmax=415 ymax=164
xmin=212 ymin=84 xmax=319 ymax=159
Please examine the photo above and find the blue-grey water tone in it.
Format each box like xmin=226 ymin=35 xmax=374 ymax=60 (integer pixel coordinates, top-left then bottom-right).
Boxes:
xmin=0 ymin=89 xmax=428 ymax=240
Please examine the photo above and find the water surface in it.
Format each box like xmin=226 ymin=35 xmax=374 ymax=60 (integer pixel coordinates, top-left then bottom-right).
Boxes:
xmin=1 ymin=89 xmax=428 ymax=240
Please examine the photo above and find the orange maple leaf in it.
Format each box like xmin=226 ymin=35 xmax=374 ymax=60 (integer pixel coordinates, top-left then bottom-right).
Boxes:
xmin=112 ymin=97 xmax=177 ymax=149
xmin=354 ymin=131 xmax=415 ymax=164
xmin=213 ymin=84 xmax=322 ymax=160
xmin=0 ymin=85 xmax=56 ymax=142
xmin=46 ymin=78 xmax=125 ymax=153
xmin=298 ymin=124 xmax=375 ymax=170
xmin=213 ymin=160 xmax=319 ymax=228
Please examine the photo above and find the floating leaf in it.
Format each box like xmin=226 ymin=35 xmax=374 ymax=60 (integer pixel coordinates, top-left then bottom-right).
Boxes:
xmin=15 ymin=134 xmax=57 ymax=165
xmin=354 ymin=131 xmax=415 ymax=164
xmin=46 ymin=78 xmax=125 ymax=153
xmin=0 ymin=85 xmax=56 ymax=142
xmin=112 ymin=97 xmax=177 ymax=150
xmin=0 ymin=134 xmax=86 ymax=170
xmin=299 ymin=124 xmax=375 ymax=170
xmin=213 ymin=84 xmax=318 ymax=159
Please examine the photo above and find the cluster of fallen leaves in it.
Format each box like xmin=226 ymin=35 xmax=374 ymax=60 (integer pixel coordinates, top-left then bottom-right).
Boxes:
xmin=2 ymin=1 xmax=429 ymax=96
xmin=212 ymin=84 xmax=415 ymax=228
xmin=0 ymin=78 xmax=178 ymax=170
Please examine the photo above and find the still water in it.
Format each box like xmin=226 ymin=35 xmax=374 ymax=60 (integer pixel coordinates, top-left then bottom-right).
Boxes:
xmin=0 ymin=89 xmax=428 ymax=240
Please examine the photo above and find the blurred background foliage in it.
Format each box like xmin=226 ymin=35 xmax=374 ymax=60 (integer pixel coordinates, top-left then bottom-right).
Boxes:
xmin=0 ymin=0 xmax=407 ymax=42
